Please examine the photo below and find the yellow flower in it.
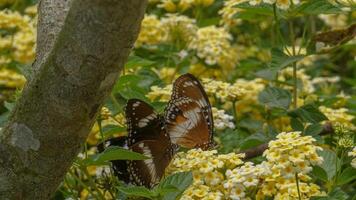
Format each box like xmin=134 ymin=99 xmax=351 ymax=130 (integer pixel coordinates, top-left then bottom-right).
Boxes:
xmin=0 ymin=10 xmax=36 ymax=65
xmin=258 ymin=131 xmax=325 ymax=199
xmin=136 ymin=14 xmax=165 ymax=46
xmin=189 ymin=26 xmax=238 ymax=70
xmin=0 ymin=68 xmax=26 ymax=88
xmin=319 ymin=106 xmax=356 ymax=130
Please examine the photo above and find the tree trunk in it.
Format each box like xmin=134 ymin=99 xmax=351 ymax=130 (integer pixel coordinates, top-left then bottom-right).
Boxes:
xmin=0 ymin=0 xmax=147 ymax=199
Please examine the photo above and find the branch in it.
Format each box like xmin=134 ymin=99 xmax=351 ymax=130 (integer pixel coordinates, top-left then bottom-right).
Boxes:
xmin=0 ymin=0 xmax=147 ymax=199
xmin=33 ymin=0 xmax=72 ymax=74
xmin=241 ymin=123 xmax=334 ymax=160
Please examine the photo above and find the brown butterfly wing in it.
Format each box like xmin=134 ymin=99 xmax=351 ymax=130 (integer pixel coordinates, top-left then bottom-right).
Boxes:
xmin=165 ymin=74 xmax=214 ymax=150
xmin=125 ymin=99 xmax=163 ymax=146
xmin=128 ymin=137 xmax=175 ymax=188
xmin=100 ymin=99 xmax=176 ymax=188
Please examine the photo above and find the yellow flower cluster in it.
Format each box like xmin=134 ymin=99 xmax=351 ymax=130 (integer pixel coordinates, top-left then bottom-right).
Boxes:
xmin=158 ymin=0 xmax=214 ymax=13
xmin=160 ymin=14 xmax=197 ymax=47
xmin=259 ymin=131 xmax=325 ymax=199
xmin=157 ymin=67 xmax=177 ymax=83
xmin=202 ymin=78 xmax=245 ymax=102
xmin=319 ymin=106 xmax=356 ymax=130
xmin=224 ymin=162 xmax=266 ymax=200
xmin=0 ymin=68 xmax=26 ymax=88
xmin=167 ymin=149 xmax=245 ymax=200
xmin=219 ymin=0 xmax=244 ymax=28
xmin=136 ymin=14 xmax=197 ymax=48
xmin=136 ymin=15 xmax=165 ymax=46
xmin=189 ymin=26 xmax=238 ymax=70
xmin=0 ymin=10 xmax=36 ymax=65
xmin=349 ymin=147 xmax=356 ymax=168
xmin=146 ymin=84 xmax=173 ymax=102
xmin=189 ymin=63 xmax=225 ymax=80
xmin=212 ymin=107 xmax=235 ymax=130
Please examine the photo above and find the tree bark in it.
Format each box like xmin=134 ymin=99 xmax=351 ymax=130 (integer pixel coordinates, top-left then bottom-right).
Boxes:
xmin=0 ymin=0 xmax=147 ymax=199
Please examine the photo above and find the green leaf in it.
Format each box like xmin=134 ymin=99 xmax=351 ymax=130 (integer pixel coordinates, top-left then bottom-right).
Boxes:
xmin=317 ymin=149 xmax=340 ymax=181
xmin=270 ymin=48 xmax=305 ymax=69
xmin=82 ymin=146 xmax=149 ymax=166
xmin=235 ymin=2 xmax=275 ymax=16
xmin=290 ymin=117 xmax=304 ymax=131
xmin=158 ymin=172 xmax=193 ymax=200
xmin=288 ymin=104 xmax=328 ymax=123
xmin=255 ymin=68 xmax=279 ymax=80
xmin=4 ymin=101 xmax=15 ymax=111
xmin=240 ymin=132 xmax=268 ymax=150
xmin=312 ymin=165 xmax=328 ymax=182
xmin=304 ymin=123 xmax=323 ymax=136
xmin=258 ymin=86 xmax=292 ymax=109
xmin=295 ymin=0 xmax=343 ymax=15
xmin=239 ymin=119 xmax=264 ymax=132
xmin=337 ymin=167 xmax=356 ymax=185
xmin=113 ymin=74 xmax=149 ymax=101
xmin=311 ymin=188 xmax=348 ymax=200
xmin=125 ymin=55 xmax=155 ymax=69
xmin=101 ymin=124 xmax=126 ymax=137
xmin=113 ymin=75 xmax=141 ymax=92
xmin=118 ymin=186 xmax=155 ymax=199
xmin=256 ymin=49 xmax=304 ymax=80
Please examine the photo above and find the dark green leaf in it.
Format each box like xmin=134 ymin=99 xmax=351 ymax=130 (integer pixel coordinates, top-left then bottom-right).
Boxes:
xmin=295 ymin=0 xmax=343 ymax=15
xmin=239 ymin=119 xmax=264 ymax=132
xmin=304 ymin=123 xmax=323 ymax=136
xmin=158 ymin=172 xmax=193 ymax=200
xmin=318 ymin=149 xmax=340 ymax=181
xmin=337 ymin=167 xmax=356 ymax=185
xmin=113 ymin=75 xmax=148 ymax=100
xmin=4 ymin=101 xmax=15 ymax=111
xmin=258 ymin=86 xmax=292 ymax=109
xmin=270 ymin=48 xmax=305 ymax=69
xmin=240 ymin=132 xmax=268 ymax=150
xmin=312 ymin=165 xmax=328 ymax=182
xmin=290 ymin=117 xmax=304 ymax=131
xmin=82 ymin=146 xmax=148 ymax=166
xmin=255 ymin=68 xmax=279 ymax=80
xmin=234 ymin=2 xmax=275 ymax=16
xmin=288 ymin=104 xmax=328 ymax=123
xmin=118 ymin=186 xmax=155 ymax=199
xmin=311 ymin=188 xmax=348 ymax=200
xmin=102 ymin=124 xmax=126 ymax=137
xmin=125 ymin=56 xmax=155 ymax=69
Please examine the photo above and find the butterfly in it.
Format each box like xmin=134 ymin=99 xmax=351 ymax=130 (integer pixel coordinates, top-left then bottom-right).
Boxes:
xmin=165 ymin=73 xmax=214 ymax=150
xmin=99 ymin=99 xmax=176 ymax=188
xmin=98 ymin=73 xmax=214 ymax=188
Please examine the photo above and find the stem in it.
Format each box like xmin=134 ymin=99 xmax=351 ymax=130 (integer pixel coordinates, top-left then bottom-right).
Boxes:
xmin=273 ymin=4 xmax=290 ymax=54
xmin=97 ymin=115 xmax=104 ymax=144
xmin=232 ymin=100 xmax=238 ymax=124
xmin=295 ymin=173 xmax=302 ymax=200
xmin=289 ymin=20 xmax=298 ymax=109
